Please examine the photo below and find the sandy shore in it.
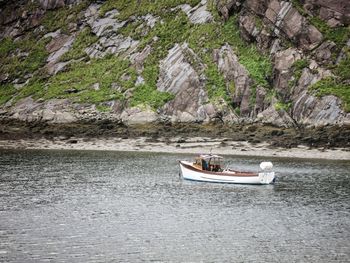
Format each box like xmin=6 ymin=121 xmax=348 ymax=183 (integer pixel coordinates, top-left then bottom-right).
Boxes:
xmin=0 ymin=137 xmax=349 ymax=160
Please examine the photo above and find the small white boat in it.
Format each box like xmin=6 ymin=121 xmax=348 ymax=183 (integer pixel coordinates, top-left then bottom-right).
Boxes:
xmin=179 ymin=154 xmax=275 ymax=185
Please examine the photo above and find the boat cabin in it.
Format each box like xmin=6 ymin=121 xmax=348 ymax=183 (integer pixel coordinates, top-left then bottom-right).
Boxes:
xmin=194 ymin=154 xmax=223 ymax=172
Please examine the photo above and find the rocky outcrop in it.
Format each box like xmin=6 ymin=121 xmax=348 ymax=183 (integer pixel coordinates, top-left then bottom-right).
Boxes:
xmin=84 ymin=9 xmax=139 ymax=58
xmin=179 ymin=0 xmax=213 ymax=24
xmin=120 ymin=106 xmax=158 ymax=125
xmin=39 ymin=0 xmax=65 ymax=10
xmin=45 ymin=32 xmax=75 ymax=74
xmin=213 ymin=44 xmax=254 ymax=117
xmin=39 ymin=0 xmax=81 ymax=10
xmin=288 ymin=59 xmax=350 ymax=126
xmin=305 ymin=0 xmax=350 ymax=27
xmin=265 ymin=1 xmax=323 ymax=51
xmin=272 ymin=48 xmax=302 ymax=99
xmin=8 ymin=97 xmax=77 ymax=123
xmin=257 ymin=106 xmax=295 ymax=127
xmin=216 ymin=0 xmax=243 ymax=21
xmin=157 ymin=43 xmax=216 ymax=122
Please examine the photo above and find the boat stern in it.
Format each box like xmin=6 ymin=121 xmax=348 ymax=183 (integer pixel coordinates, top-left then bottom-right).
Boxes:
xmin=258 ymin=162 xmax=275 ymax=184
xmin=258 ymin=171 xmax=275 ymax=184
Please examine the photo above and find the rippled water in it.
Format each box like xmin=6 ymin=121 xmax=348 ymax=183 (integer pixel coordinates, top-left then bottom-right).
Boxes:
xmin=0 ymin=149 xmax=349 ymax=262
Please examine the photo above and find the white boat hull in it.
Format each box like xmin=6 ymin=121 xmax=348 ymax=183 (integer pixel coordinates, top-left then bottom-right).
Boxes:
xmin=179 ymin=161 xmax=275 ymax=185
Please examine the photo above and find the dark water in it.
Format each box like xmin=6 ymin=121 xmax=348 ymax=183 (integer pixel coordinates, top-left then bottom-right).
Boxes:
xmin=0 ymin=149 xmax=349 ymax=262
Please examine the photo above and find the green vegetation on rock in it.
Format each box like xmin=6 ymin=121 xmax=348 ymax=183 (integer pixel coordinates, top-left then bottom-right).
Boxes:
xmin=274 ymin=101 xmax=292 ymax=112
xmin=130 ymin=84 xmax=174 ymax=109
xmin=291 ymin=0 xmax=350 ymax=48
xmin=289 ymin=58 xmax=308 ymax=88
xmin=0 ymin=36 xmax=50 ymax=82
xmin=310 ymin=76 xmax=350 ymax=112
xmin=222 ymin=16 xmax=272 ymax=88
xmin=310 ymin=49 xmax=350 ymax=112
xmin=309 ymin=17 xmax=350 ymax=48
xmin=60 ymin=27 xmax=98 ymax=61
xmin=99 ymin=0 xmax=201 ymax=18
xmin=42 ymin=1 xmax=91 ymax=33
xmin=19 ymin=55 xmax=137 ymax=105
xmin=0 ymin=84 xmax=16 ymax=105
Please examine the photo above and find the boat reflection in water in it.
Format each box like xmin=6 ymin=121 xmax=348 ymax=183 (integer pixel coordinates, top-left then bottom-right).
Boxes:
xmin=179 ymin=154 xmax=275 ymax=184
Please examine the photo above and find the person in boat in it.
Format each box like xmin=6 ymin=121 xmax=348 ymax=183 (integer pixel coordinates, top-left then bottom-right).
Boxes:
xmin=198 ymin=154 xmax=223 ymax=172
xmin=202 ymin=159 xmax=209 ymax=171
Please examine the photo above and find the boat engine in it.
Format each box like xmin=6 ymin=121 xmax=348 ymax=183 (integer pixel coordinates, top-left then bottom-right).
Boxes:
xmin=260 ymin=162 xmax=273 ymax=170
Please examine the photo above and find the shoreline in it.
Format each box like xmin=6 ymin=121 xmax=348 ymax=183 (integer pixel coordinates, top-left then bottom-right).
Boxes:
xmin=1 ymin=137 xmax=349 ymax=160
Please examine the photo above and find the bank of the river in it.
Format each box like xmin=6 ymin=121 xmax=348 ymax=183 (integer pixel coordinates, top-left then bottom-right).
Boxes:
xmin=1 ymin=136 xmax=349 ymax=160
xmin=1 ymin=120 xmax=350 ymax=160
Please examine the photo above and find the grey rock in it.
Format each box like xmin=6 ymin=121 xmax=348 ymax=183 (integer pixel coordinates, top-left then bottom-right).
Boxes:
xmin=257 ymin=105 xmax=295 ymax=127
xmin=157 ymin=43 xmax=203 ymax=95
xmin=311 ymin=0 xmax=350 ymax=26
xmin=129 ymin=45 xmax=152 ymax=72
xmin=292 ymin=94 xmax=348 ymax=126
xmin=92 ymin=83 xmax=100 ymax=91
xmin=120 ymin=106 xmax=158 ymax=125
xmin=216 ymin=0 xmax=243 ymax=21
xmin=313 ymin=40 xmax=336 ymax=64
xmin=142 ymin=14 xmax=158 ymax=28
xmin=43 ymin=29 xmax=62 ymax=39
xmin=290 ymin=59 xmax=348 ymax=126
xmin=291 ymin=60 xmax=332 ymax=99
xmin=86 ymin=35 xmax=139 ymax=58
xmin=88 ymin=9 xmax=125 ymax=37
xmin=272 ymin=48 xmax=302 ymax=98
xmin=213 ymin=44 xmax=253 ymax=116
xmin=179 ymin=0 xmax=213 ymax=24
xmin=245 ymin=0 xmax=269 ymax=16
xmin=46 ymin=61 xmax=69 ymax=75
xmin=9 ymin=97 xmax=77 ymax=123
xmin=46 ymin=34 xmax=75 ymax=63
xmin=39 ymin=0 xmax=65 ymax=10
xmin=135 ymin=76 xmax=145 ymax=86
xmin=239 ymin=14 xmax=261 ymax=42
xmin=264 ymin=0 xmax=323 ymax=50
xmin=157 ymin=43 xmax=211 ymax=122
xmin=9 ymin=97 xmax=42 ymax=122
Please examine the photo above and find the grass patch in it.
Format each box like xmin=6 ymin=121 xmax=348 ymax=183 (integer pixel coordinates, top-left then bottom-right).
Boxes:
xmin=19 ymin=55 xmax=137 ymax=104
xmin=204 ymin=61 xmax=230 ymax=102
xmin=0 ymin=84 xmax=16 ymax=105
xmin=274 ymin=101 xmax=292 ymax=111
xmin=288 ymin=58 xmax=308 ymax=88
xmin=130 ymin=84 xmax=174 ymax=109
xmin=310 ymin=76 xmax=350 ymax=112
xmin=221 ymin=16 xmax=272 ymax=88
xmin=99 ymin=0 xmax=201 ymax=19
xmin=0 ymin=36 xmax=50 ymax=82
xmin=118 ymin=20 xmax=144 ymax=40
xmin=0 ymin=37 xmax=16 ymax=57
xmin=309 ymin=48 xmax=350 ymax=112
xmin=41 ymin=1 xmax=91 ymax=33
xmin=60 ymin=27 xmax=98 ymax=61
xmin=335 ymin=49 xmax=350 ymax=80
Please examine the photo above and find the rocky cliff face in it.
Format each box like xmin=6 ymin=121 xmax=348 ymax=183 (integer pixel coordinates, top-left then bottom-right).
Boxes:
xmin=0 ymin=0 xmax=349 ymax=131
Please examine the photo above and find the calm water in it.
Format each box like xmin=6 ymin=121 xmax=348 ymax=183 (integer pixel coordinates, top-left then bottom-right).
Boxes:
xmin=0 ymin=149 xmax=349 ymax=262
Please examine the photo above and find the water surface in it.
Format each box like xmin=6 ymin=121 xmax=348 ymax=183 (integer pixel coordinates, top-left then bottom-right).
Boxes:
xmin=0 ymin=149 xmax=349 ymax=262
